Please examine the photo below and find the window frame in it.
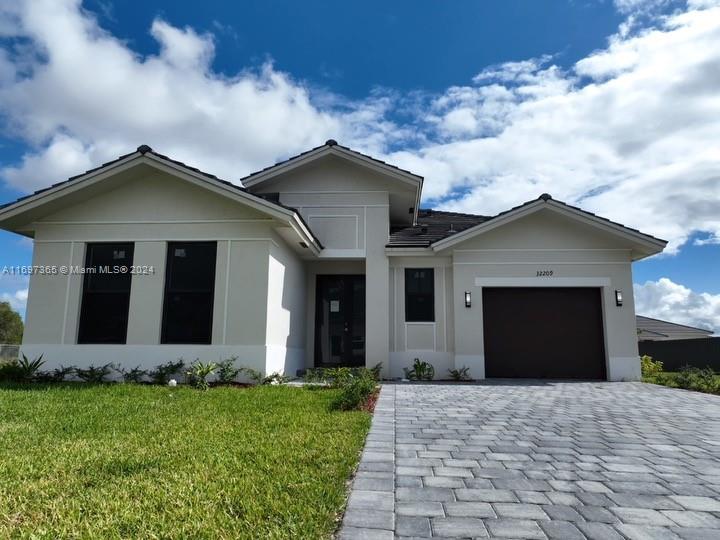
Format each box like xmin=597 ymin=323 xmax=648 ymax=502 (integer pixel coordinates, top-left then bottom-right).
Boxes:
xmin=161 ymin=241 xmax=217 ymax=345
xmin=77 ymin=242 xmax=135 ymax=344
xmin=404 ymin=268 xmax=435 ymax=323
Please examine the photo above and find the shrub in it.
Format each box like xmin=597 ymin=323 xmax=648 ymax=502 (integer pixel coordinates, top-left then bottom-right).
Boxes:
xmin=150 ymin=360 xmax=185 ymax=385
xmin=640 ymin=355 xmax=663 ymax=378
xmin=75 ymin=363 xmax=115 ymax=383
xmin=17 ymin=354 xmax=45 ymax=382
xmin=185 ymin=361 xmax=217 ymax=391
xmin=303 ymin=368 xmax=324 ymax=383
xmin=695 ymin=367 xmax=718 ymax=393
xmin=239 ymin=366 xmax=264 ymax=385
xmin=404 ymin=358 xmax=434 ymax=381
xmin=121 ymin=366 xmax=147 ymax=383
xmin=369 ymin=362 xmax=383 ymax=381
xmin=675 ymin=365 xmax=701 ymax=390
xmin=216 ymin=357 xmax=241 ymax=384
xmin=0 ymin=359 xmax=23 ymax=382
xmin=448 ymin=366 xmax=471 ymax=381
xmin=330 ymin=370 xmax=377 ymax=411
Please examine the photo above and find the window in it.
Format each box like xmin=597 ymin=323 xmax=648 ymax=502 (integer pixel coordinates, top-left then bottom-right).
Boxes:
xmin=405 ymin=268 xmax=434 ymax=322
xmin=161 ymin=242 xmax=217 ymax=344
xmin=78 ymin=243 xmax=134 ymax=344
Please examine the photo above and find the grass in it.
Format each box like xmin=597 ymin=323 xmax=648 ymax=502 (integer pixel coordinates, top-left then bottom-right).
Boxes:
xmin=0 ymin=383 xmax=371 ymax=539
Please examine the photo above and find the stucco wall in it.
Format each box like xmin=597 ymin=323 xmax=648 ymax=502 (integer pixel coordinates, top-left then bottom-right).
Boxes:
xmin=442 ymin=208 xmax=641 ymax=381
xmin=20 ymin=170 xmax=304 ymax=376
xmin=388 ymin=257 xmax=454 ymax=378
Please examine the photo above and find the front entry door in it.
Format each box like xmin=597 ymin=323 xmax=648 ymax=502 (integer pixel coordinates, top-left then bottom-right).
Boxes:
xmin=314 ymin=275 xmax=365 ymax=367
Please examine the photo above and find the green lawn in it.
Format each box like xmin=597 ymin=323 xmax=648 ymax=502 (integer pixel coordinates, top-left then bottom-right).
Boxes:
xmin=0 ymin=384 xmax=371 ymax=539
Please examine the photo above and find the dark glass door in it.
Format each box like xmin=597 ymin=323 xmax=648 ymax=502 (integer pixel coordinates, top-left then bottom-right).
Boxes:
xmin=314 ymin=275 xmax=365 ymax=367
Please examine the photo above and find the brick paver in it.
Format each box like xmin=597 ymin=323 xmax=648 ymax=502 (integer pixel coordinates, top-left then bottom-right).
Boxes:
xmin=338 ymin=381 xmax=720 ymax=539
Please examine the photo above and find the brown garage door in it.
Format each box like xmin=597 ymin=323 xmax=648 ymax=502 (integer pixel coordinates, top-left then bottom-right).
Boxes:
xmin=482 ymin=287 xmax=606 ymax=379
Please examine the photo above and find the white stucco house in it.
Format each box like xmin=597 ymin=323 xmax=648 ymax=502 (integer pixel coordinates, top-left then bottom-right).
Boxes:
xmin=0 ymin=141 xmax=666 ymax=380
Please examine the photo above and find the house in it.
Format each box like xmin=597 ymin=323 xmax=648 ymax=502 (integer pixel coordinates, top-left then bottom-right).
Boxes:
xmin=636 ymin=315 xmax=714 ymax=341
xmin=0 ymin=141 xmax=667 ymax=380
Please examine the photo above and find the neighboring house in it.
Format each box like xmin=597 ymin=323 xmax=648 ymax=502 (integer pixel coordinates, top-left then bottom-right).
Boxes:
xmin=0 ymin=141 xmax=667 ymax=380
xmin=636 ymin=315 xmax=715 ymax=341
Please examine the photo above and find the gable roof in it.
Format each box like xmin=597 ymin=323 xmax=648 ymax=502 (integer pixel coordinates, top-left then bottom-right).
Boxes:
xmin=637 ymin=315 xmax=714 ymax=341
xmin=0 ymin=145 xmax=323 ymax=253
xmin=241 ymin=139 xmax=423 ymax=187
xmin=424 ymin=194 xmax=667 ymax=259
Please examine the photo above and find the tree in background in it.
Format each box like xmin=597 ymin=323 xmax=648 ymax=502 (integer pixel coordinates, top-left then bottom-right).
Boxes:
xmin=0 ymin=302 xmax=23 ymax=344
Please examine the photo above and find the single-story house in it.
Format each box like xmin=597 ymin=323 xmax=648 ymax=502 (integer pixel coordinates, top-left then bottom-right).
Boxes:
xmin=0 ymin=141 xmax=667 ymax=380
xmin=637 ymin=315 xmax=714 ymax=342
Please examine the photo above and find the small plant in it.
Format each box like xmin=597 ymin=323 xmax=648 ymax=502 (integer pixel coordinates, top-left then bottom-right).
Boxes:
xmin=369 ymin=362 xmax=383 ymax=381
xmin=121 ymin=366 xmax=147 ymax=383
xmin=216 ymin=357 xmax=241 ymax=384
xmin=262 ymin=371 xmax=290 ymax=385
xmin=404 ymin=358 xmax=435 ymax=381
xmin=331 ymin=370 xmax=377 ymax=410
xmin=675 ymin=365 xmax=699 ymax=390
xmin=448 ymin=366 xmax=471 ymax=381
xmin=303 ymin=368 xmax=324 ymax=383
xmin=640 ymin=355 xmax=663 ymax=378
xmin=239 ymin=366 xmax=264 ymax=385
xmin=696 ymin=367 xmax=718 ymax=393
xmin=17 ymin=354 xmax=45 ymax=381
xmin=150 ymin=360 xmax=185 ymax=385
xmin=52 ymin=365 xmax=75 ymax=382
xmin=185 ymin=360 xmax=217 ymax=391
xmin=75 ymin=363 xmax=115 ymax=383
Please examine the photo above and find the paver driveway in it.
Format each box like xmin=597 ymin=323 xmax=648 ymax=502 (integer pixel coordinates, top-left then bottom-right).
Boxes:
xmin=339 ymin=381 xmax=720 ymax=540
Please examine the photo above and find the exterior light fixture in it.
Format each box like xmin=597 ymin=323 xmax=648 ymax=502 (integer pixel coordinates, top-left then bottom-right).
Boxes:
xmin=464 ymin=291 xmax=472 ymax=308
xmin=615 ymin=289 xmax=623 ymax=307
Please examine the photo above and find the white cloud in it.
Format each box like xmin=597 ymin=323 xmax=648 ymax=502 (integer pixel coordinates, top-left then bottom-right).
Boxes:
xmin=384 ymin=1 xmax=720 ymax=253
xmin=634 ymin=278 xmax=720 ymax=333
xmin=0 ymin=287 xmax=28 ymax=313
xmin=0 ymin=0 xmax=382 ymax=191
xmin=0 ymin=0 xmax=719 ymax=257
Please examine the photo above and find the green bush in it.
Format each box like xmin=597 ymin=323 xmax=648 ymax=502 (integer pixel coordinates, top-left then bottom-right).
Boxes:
xmin=239 ymin=366 xmax=264 ymax=385
xmin=448 ymin=366 xmax=471 ymax=381
xmin=0 ymin=359 xmax=23 ymax=382
xmin=330 ymin=370 xmax=376 ymax=411
xmin=185 ymin=361 xmax=217 ymax=391
xmin=149 ymin=360 xmax=185 ymax=385
xmin=120 ymin=366 xmax=147 ymax=383
xmin=404 ymin=358 xmax=434 ymax=381
xmin=75 ymin=363 xmax=115 ymax=383
xmin=216 ymin=357 xmax=241 ymax=383
xmin=640 ymin=355 xmax=663 ymax=378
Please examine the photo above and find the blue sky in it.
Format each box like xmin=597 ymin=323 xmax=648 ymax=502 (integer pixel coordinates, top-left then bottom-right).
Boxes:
xmin=0 ymin=0 xmax=718 ymax=330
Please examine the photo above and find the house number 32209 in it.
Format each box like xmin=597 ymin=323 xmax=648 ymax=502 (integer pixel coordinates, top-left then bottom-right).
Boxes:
xmin=536 ymin=270 xmax=553 ymax=276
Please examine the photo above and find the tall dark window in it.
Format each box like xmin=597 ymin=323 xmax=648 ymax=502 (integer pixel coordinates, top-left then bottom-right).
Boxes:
xmin=405 ymin=268 xmax=435 ymax=322
xmin=161 ymin=242 xmax=217 ymax=344
xmin=78 ymin=243 xmax=134 ymax=344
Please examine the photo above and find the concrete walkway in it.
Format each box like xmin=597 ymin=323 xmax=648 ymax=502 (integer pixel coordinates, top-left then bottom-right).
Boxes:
xmin=338 ymin=381 xmax=720 ymax=539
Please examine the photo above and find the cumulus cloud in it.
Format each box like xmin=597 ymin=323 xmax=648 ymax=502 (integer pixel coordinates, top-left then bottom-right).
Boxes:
xmin=0 ymin=0 xmax=383 ymax=191
xmin=385 ymin=0 xmax=720 ymax=253
xmin=0 ymin=0 xmax=719 ymax=258
xmin=0 ymin=288 xmax=28 ymax=313
xmin=635 ymin=278 xmax=720 ymax=333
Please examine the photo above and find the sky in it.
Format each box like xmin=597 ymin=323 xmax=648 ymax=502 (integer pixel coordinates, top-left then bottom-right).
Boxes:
xmin=0 ymin=0 xmax=718 ymax=332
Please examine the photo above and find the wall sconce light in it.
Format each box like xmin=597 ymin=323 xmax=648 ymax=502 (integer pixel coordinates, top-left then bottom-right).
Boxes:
xmin=615 ymin=289 xmax=623 ymax=307
xmin=464 ymin=291 xmax=472 ymax=308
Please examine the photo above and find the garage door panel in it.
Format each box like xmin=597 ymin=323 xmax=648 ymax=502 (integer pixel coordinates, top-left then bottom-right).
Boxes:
xmin=483 ymin=287 xmax=606 ymax=379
